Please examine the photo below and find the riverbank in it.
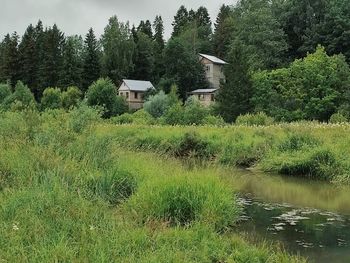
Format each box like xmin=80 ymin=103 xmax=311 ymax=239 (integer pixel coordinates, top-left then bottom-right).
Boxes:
xmin=96 ymin=123 xmax=350 ymax=184
xmin=0 ymin=110 xmax=305 ymax=262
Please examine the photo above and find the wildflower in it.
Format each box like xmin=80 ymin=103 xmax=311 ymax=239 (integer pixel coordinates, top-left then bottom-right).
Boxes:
xmin=12 ymin=223 xmax=19 ymax=231
xmin=89 ymin=225 xmax=95 ymax=231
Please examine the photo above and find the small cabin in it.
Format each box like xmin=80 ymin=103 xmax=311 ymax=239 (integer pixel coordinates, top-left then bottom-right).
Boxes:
xmin=188 ymin=89 xmax=218 ymax=107
xmin=118 ymin=79 xmax=155 ymax=110
xmin=199 ymin=53 xmax=227 ymax=89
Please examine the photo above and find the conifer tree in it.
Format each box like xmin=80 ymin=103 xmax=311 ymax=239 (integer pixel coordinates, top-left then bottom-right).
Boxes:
xmin=213 ymin=4 xmax=233 ymax=59
xmin=0 ymin=32 xmax=20 ymax=85
xmin=172 ymin=5 xmax=189 ymax=37
xmin=82 ymin=28 xmax=101 ymax=92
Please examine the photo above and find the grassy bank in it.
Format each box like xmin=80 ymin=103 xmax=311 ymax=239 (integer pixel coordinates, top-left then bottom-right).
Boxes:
xmin=96 ymin=123 xmax=350 ymax=184
xmin=0 ymin=109 xmax=305 ymax=262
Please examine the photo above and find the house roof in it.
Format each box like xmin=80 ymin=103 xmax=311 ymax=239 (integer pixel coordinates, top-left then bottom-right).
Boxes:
xmin=189 ymin=89 xmax=218 ymax=94
xmin=199 ymin=54 xmax=227 ymax=65
xmin=122 ymin=79 xmax=155 ymax=92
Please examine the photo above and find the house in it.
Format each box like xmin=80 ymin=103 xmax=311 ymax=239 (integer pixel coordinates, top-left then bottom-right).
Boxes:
xmin=199 ymin=53 xmax=227 ymax=89
xmin=188 ymin=89 xmax=218 ymax=107
xmin=118 ymin=79 xmax=155 ymax=110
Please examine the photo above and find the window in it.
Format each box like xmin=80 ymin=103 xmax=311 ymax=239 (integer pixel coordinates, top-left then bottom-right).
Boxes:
xmin=134 ymin=92 xmax=138 ymax=99
xmin=206 ymin=65 xmax=210 ymax=72
xmin=211 ymin=94 xmax=215 ymax=102
xmin=126 ymin=92 xmax=129 ymax=99
xmin=120 ymin=92 xmax=123 ymax=96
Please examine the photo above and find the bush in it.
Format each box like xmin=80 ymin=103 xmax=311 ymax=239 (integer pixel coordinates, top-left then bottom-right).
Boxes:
xmin=41 ymin=87 xmax=62 ymax=110
xmin=68 ymin=103 xmax=102 ymax=133
xmin=144 ymin=91 xmax=170 ymax=118
xmin=112 ymin=113 xmax=134 ymax=124
xmin=163 ymin=103 xmax=185 ymax=125
xmin=126 ymin=175 xmax=239 ymax=230
xmin=202 ymin=115 xmax=226 ymax=126
xmin=86 ymin=78 xmax=127 ymax=118
xmin=183 ymin=97 xmax=209 ymax=125
xmin=2 ymin=81 xmax=36 ymax=110
xmin=278 ymin=134 xmax=320 ymax=152
xmin=132 ymin=109 xmax=156 ymax=125
xmin=86 ymin=168 xmax=137 ymax=205
xmin=62 ymin=86 xmax=82 ymax=110
xmin=329 ymin=112 xmax=347 ymax=123
xmin=0 ymin=83 xmax=11 ymax=104
xmin=236 ymin=112 xmax=274 ymax=126
xmin=174 ymin=132 xmax=211 ymax=159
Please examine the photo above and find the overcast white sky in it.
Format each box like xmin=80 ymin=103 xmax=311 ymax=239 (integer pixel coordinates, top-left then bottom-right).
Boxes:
xmin=0 ymin=0 xmax=235 ymax=39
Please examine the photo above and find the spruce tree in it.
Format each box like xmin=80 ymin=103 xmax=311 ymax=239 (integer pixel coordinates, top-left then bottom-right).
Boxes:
xmin=131 ymin=32 xmax=154 ymax=81
xmin=216 ymin=41 xmax=253 ymax=123
xmin=153 ymin=15 xmax=165 ymax=83
xmin=82 ymin=28 xmax=101 ymax=92
xmin=213 ymin=4 xmax=233 ymax=59
xmin=172 ymin=5 xmax=189 ymax=37
xmin=0 ymin=32 xmax=20 ymax=85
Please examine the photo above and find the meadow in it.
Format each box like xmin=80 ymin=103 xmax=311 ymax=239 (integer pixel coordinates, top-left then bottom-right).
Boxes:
xmin=0 ymin=107 xmax=306 ymax=263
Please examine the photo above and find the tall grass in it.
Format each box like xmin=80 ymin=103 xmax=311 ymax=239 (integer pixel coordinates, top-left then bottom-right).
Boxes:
xmin=0 ymin=108 xmax=305 ymax=262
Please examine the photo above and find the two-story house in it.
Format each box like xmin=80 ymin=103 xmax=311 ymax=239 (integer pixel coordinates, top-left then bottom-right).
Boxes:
xmin=118 ymin=79 xmax=155 ymax=110
xmin=199 ymin=53 xmax=227 ymax=89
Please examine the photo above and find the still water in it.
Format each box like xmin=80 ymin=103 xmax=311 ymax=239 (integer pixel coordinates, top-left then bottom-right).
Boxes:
xmin=223 ymin=170 xmax=350 ymax=263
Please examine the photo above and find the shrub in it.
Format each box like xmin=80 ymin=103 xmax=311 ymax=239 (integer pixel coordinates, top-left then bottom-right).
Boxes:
xmin=2 ymin=81 xmax=36 ymax=110
xmin=126 ymin=175 xmax=239 ymax=230
xmin=86 ymin=168 xmax=137 ymax=205
xmin=112 ymin=113 xmax=133 ymax=124
xmin=132 ymin=109 xmax=156 ymax=125
xmin=183 ymin=97 xmax=209 ymax=125
xmin=0 ymin=83 xmax=11 ymax=104
xmin=68 ymin=103 xmax=102 ymax=133
xmin=62 ymin=86 xmax=82 ymax=110
xmin=86 ymin=78 xmax=127 ymax=118
xmin=236 ymin=112 xmax=274 ymax=126
xmin=41 ymin=87 xmax=62 ymax=110
xmin=278 ymin=134 xmax=320 ymax=152
xmin=202 ymin=115 xmax=226 ymax=126
xmin=174 ymin=132 xmax=211 ymax=159
xmin=329 ymin=112 xmax=347 ymax=123
xmin=163 ymin=103 xmax=185 ymax=125
xmin=144 ymin=91 xmax=170 ymax=118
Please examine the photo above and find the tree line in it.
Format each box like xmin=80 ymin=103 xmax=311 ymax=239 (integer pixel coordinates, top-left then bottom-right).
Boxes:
xmin=1 ymin=0 xmax=350 ymax=122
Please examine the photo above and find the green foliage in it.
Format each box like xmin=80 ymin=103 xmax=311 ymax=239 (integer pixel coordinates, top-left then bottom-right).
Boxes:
xmin=183 ymin=96 xmax=209 ymax=125
xmin=162 ymin=103 xmax=185 ymax=125
xmin=127 ymin=174 xmax=239 ymax=230
xmin=68 ymin=103 xmax=102 ymax=133
xmin=175 ymin=131 xmax=211 ymax=159
xmin=329 ymin=113 xmax=348 ymax=124
xmin=236 ymin=112 xmax=274 ymax=126
xmin=61 ymin=86 xmax=82 ymax=110
xmin=41 ymin=87 xmax=62 ymax=110
xmin=2 ymin=81 xmax=36 ymax=110
xmin=144 ymin=91 xmax=170 ymax=118
xmin=252 ymin=46 xmax=350 ymax=121
xmin=0 ymin=83 xmax=11 ymax=104
xmin=86 ymin=78 xmax=127 ymax=118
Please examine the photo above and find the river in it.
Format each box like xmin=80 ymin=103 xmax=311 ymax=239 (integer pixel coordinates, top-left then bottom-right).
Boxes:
xmin=222 ymin=169 xmax=350 ymax=263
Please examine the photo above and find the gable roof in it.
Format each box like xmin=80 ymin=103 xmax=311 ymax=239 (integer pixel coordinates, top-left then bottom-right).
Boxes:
xmin=189 ymin=89 xmax=218 ymax=94
xmin=122 ymin=79 xmax=155 ymax=92
xmin=199 ymin=54 xmax=227 ymax=65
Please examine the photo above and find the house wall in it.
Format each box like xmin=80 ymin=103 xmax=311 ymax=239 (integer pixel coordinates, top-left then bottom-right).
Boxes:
xmin=118 ymin=82 xmax=145 ymax=110
xmin=194 ymin=93 xmax=216 ymax=107
xmin=200 ymin=57 xmax=225 ymax=89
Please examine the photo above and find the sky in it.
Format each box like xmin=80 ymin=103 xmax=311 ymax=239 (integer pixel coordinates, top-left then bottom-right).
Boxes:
xmin=0 ymin=0 xmax=235 ymax=40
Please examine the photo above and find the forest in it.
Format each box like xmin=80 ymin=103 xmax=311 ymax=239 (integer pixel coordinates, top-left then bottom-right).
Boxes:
xmin=1 ymin=0 xmax=350 ymax=123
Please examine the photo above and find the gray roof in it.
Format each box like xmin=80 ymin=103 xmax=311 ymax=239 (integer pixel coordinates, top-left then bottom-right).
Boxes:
xmin=199 ymin=54 xmax=227 ymax=65
xmin=123 ymin=79 xmax=155 ymax=92
xmin=189 ymin=89 xmax=218 ymax=94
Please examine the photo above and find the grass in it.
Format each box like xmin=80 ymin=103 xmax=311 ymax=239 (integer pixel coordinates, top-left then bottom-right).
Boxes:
xmin=0 ymin=109 xmax=305 ymax=262
xmin=97 ymin=123 xmax=350 ymax=184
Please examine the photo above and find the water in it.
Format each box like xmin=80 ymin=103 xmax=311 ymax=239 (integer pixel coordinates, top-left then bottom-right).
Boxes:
xmin=222 ymin=169 xmax=350 ymax=263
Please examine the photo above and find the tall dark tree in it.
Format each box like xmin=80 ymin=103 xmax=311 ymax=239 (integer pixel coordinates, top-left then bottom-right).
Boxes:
xmin=213 ymin=4 xmax=234 ymax=59
xmin=164 ymin=38 xmax=208 ymax=100
xmin=101 ymin=16 xmax=135 ymax=84
xmin=37 ymin=24 xmax=65 ymax=92
xmin=0 ymin=32 xmax=20 ymax=85
xmin=82 ymin=28 xmax=101 ymax=91
xmin=172 ymin=5 xmax=189 ymax=37
xmin=153 ymin=15 xmax=165 ymax=83
xmin=60 ymin=35 xmax=83 ymax=88
xmin=216 ymin=41 xmax=253 ymax=122
xmin=18 ymin=24 xmax=37 ymax=89
xmin=131 ymin=32 xmax=154 ymax=81
xmin=153 ymin=15 xmax=165 ymax=50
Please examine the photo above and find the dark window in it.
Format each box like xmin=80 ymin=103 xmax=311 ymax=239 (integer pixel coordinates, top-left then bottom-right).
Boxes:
xmin=134 ymin=92 xmax=138 ymax=99
xmin=211 ymin=94 xmax=215 ymax=101
xmin=126 ymin=92 xmax=129 ymax=99
xmin=206 ymin=65 xmax=210 ymax=72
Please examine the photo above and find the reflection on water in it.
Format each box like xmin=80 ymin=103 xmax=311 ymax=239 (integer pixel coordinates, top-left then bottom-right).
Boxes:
xmin=220 ymin=169 xmax=350 ymax=263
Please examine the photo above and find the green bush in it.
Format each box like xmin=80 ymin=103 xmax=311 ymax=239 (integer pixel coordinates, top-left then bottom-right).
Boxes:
xmin=203 ymin=115 xmax=226 ymax=126
xmin=86 ymin=78 xmax=127 ymax=118
xmin=0 ymin=83 xmax=11 ymax=104
xmin=163 ymin=103 xmax=185 ymax=125
xmin=68 ymin=103 xmax=102 ymax=133
xmin=126 ymin=175 xmax=239 ymax=230
xmin=85 ymin=168 xmax=137 ymax=205
xmin=62 ymin=86 xmax=82 ymax=110
xmin=144 ymin=91 xmax=170 ymax=118
xmin=278 ymin=134 xmax=320 ymax=152
xmin=174 ymin=132 xmax=211 ymax=159
xmin=183 ymin=97 xmax=209 ymax=125
xmin=2 ymin=81 xmax=36 ymax=111
xmin=112 ymin=113 xmax=133 ymax=124
xmin=329 ymin=112 xmax=348 ymax=123
xmin=41 ymin=87 xmax=62 ymax=110
xmin=236 ymin=112 xmax=274 ymax=126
